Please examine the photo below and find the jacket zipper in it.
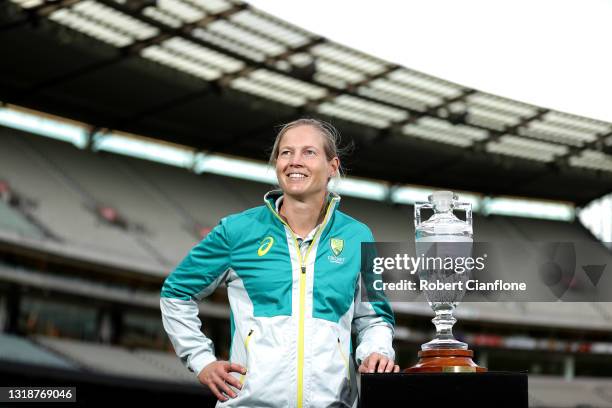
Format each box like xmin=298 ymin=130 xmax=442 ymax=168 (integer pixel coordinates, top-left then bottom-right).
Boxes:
xmin=337 ymin=338 xmax=351 ymax=389
xmin=239 ymin=329 xmax=254 ymax=385
xmin=265 ymin=198 xmax=335 ymax=408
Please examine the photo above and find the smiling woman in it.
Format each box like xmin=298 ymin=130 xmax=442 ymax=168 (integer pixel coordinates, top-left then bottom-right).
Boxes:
xmin=160 ymin=117 xmax=398 ymax=408
xmin=269 ymin=119 xmax=341 ymax=237
xmin=269 ymin=118 xmax=344 ymax=179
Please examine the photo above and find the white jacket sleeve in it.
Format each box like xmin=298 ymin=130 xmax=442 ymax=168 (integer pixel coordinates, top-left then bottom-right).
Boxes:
xmin=160 ymin=297 xmax=219 ymax=375
xmin=160 ymin=218 xmax=232 ymax=376
xmin=352 ymin=275 xmax=396 ymax=365
xmin=352 ymin=230 xmax=396 ymax=365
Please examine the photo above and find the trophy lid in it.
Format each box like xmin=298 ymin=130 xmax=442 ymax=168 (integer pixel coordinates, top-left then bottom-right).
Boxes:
xmin=428 ymin=191 xmax=457 ymax=213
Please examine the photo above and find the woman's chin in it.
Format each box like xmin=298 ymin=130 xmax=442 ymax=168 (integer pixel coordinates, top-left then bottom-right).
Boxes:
xmin=283 ymin=185 xmax=313 ymax=197
xmin=285 ymin=187 xmax=307 ymax=197
xmin=282 ymin=181 xmax=305 ymax=191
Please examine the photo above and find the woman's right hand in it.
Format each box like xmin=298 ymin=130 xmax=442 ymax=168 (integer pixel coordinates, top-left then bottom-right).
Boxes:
xmin=197 ymin=361 xmax=247 ymax=402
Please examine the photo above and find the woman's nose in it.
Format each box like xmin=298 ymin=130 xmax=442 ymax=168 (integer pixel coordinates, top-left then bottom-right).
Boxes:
xmin=289 ymin=152 xmax=304 ymax=165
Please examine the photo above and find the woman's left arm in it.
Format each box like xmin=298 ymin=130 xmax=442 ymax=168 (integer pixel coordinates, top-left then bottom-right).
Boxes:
xmin=352 ymin=228 xmax=398 ymax=373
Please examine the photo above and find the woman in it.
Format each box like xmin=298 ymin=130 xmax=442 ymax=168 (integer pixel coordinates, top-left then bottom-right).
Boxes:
xmin=160 ymin=118 xmax=398 ymax=408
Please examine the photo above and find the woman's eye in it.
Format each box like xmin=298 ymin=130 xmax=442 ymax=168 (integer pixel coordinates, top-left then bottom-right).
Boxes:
xmin=280 ymin=150 xmax=291 ymax=156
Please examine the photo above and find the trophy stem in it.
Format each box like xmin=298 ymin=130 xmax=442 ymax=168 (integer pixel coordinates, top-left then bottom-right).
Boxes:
xmin=406 ymin=302 xmax=486 ymax=373
xmin=422 ymin=303 xmax=467 ymax=350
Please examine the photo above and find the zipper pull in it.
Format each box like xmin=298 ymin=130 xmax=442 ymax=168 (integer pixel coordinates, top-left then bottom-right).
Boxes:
xmin=301 ymin=266 xmax=306 ymax=274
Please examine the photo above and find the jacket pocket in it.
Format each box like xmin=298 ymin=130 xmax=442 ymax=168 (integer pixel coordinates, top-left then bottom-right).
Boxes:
xmin=240 ymin=329 xmax=255 ymax=385
xmin=337 ymin=337 xmax=351 ymax=389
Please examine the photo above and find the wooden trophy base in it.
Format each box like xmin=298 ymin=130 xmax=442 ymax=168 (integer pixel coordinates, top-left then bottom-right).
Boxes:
xmin=405 ymin=349 xmax=487 ymax=373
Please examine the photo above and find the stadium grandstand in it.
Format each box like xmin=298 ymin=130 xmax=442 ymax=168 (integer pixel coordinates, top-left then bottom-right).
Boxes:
xmin=1 ymin=0 xmax=612 ymax=406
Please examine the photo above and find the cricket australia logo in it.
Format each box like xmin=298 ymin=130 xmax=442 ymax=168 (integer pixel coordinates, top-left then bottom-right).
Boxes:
xmin=331 ymin=238 xmax=344 ymax=256
xmin=328 ymin=237 xmax=345 ymax=264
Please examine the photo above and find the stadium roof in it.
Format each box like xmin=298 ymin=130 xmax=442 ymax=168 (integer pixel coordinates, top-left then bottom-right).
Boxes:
xmin=1 ymin=0 xmax=612 ymax=205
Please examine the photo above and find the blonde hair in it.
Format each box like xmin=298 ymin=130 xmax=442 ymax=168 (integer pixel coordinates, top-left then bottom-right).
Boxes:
xmin=269 ymin=118 xmax=347 ymax=180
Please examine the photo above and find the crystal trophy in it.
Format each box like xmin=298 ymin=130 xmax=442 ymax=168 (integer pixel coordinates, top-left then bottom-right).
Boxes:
xmin=406 ymin=191 xmax=487 ymax=373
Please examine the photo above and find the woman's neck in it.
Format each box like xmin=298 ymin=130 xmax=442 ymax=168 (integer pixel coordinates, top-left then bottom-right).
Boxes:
xmin=279 ymin=192 xmax=327 ymax=238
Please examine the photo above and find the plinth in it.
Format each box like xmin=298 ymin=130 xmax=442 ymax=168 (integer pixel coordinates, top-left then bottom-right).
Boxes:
xmin=361 ymin=371 xmax=528 ymax=408
xmin=407 ymin=348 xmax=487 ymax=372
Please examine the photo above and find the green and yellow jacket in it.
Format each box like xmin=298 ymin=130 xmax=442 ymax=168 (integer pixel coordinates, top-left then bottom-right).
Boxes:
xmin=160 ymin=190 xmax=395 ymax=408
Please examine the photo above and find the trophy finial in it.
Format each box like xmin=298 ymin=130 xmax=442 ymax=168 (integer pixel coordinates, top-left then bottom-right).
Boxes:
xmin=429 ymin=190 xmax=457 ymax=213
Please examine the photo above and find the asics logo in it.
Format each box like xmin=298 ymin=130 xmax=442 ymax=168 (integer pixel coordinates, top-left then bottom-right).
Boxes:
xmin=258 ymin=236 xmax=274 ymax=256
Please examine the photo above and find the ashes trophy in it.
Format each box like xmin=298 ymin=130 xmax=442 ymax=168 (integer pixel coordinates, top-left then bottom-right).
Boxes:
xmin=406 ymin=191 xmax=487 ymax=373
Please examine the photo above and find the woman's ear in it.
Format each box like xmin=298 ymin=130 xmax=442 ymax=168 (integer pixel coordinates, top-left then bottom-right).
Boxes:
xmin=329 ymin=157 xmax=340 ymax=179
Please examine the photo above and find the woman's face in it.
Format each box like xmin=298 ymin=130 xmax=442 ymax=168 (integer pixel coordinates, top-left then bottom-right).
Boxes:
xmin=275 ymin=125 xmax=339 ymax=201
